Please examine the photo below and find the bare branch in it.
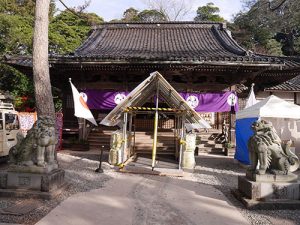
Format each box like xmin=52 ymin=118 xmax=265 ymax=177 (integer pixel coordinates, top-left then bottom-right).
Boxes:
xmin=268 ymin=0 xmax=287 ymax=11
xmin=57 ymin=0 xmax=91 ymax=18
xmin=75 ymin=0 xmax=91 ymax=13
xmin=143 ymin=0 xmax=194 ymax=21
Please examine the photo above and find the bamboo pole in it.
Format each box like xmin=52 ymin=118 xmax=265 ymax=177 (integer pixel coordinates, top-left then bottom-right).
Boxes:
xmin=128 ymin=113 xmax=133 ymax=156
xmin=178 ymin=113 xmax=186 ymax=170
xmin=122 ymin=112 xmax=128 ymax=163
xmin=152 ymin=83 xmax=159 ymax=171
xmin=133 ymin=114 xmax=136 ymax=155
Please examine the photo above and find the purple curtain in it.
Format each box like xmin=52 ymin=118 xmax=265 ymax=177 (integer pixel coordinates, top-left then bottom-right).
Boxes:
xmin=83 ymin=90 xmax=129 ymax=110
xmin=180 ymin=92 xmax=238 ymax=112
xmin=82 ymin=90 xmax=238 ymax=112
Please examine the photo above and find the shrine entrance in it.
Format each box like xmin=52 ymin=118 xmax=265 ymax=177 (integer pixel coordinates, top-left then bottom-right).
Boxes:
xmin=101 ymin=71 xmax=210 ymax=170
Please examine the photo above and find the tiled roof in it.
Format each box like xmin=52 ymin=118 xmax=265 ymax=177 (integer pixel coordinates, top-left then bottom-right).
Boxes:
xmin=265 ymin=74 xmax=300 ymax=92
xmin=5 ymin=22 xmax=299 ymax=71
xmin=69 ymin=22 xmax=280 ymax=64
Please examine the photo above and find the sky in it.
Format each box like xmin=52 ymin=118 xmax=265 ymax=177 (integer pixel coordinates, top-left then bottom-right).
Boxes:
xmin=56 ymin=0 xmax=244 ymax=22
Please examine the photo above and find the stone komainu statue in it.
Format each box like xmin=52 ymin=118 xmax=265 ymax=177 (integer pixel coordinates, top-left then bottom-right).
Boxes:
xmin=248 ymin=120 xmax=299 ymax=175
xmin=9 ymin=116 xmax=58 ymax=167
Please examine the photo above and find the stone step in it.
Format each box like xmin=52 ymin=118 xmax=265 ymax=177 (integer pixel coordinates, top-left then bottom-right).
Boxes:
xmin=134 ymin=143 xmax=175 ymax=148
xmin=197 ymin=147 xmax=224 ymax=155
xmin=224 ymin=148 xmax=236 ymax=157
xmin=134 ymin=148 xmax=175 ymax=155
xmin=88 ymin=137 xmax=111 ymax=141
xmin=88 ymin=133 xmax=113 ymax=137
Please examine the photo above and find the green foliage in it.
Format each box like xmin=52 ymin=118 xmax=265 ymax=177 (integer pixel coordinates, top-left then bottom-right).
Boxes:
xmin=194 ymin=2 xmax=224 ymax=22
xmin=0 ymin=0 xmax=35 ymax=17
xmin=138 ymin=9 xmax=167 ymax=22
xmin=49 ymin=10 xmax=103 ymax=54
xmin=122 ymin=7 xmax=139 ymax=22
xmin=0 ymin=14 xmax=33 ymax=55
xmin=0 ymin=64 xmax=34 ymax=110
xmin=232 ymin=0 xmax=300 ymax=55
xmin=121 ymin=7 xmax=167 ymax=22
xmin=266 ymin=39 xmax=282 ymax=55
xmin=0 ymin=2 xmax=103 ymax=111
xmin=0 ymin=0 xmax=55 ymax=18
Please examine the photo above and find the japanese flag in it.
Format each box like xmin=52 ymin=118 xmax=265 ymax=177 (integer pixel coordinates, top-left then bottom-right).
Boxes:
xmin=245 ymin=83 xmax=257 ymax=108
xmin=70 ymin=80 xmax=98 ymax=126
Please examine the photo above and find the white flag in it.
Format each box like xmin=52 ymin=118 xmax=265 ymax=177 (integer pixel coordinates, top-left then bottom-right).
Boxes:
xmin=70 ymin=80 xmax=98 ymax=126
xmin=245 ymin=84 xmax=257 ymax=108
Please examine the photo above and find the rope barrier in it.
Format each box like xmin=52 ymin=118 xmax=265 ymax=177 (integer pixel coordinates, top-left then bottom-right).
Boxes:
xmin=125 ymin=106 xmax=185 ymax=112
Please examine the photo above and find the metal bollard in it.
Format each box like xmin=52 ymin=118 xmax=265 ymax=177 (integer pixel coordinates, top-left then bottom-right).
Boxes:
xmin=95 ymin=145 xmax=104 ymax=173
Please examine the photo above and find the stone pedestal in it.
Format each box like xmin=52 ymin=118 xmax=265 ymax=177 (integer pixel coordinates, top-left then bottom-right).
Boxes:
xmin=238 ymin=176 xmax=300 ymax=200
xmin=182 ymin=151 xmax=196 ymax=171
xmin=8 ymin=163 xmax=59 ymax=174
xmin=182 ymin=133 xmax=196 ymax=171
xmin=245 ymin=171 xmax=298 ymax=182
xmin=0 ymin=169 xmax=65 ymax=199
xmin=234 ymin=173 xmax=300 ymax=209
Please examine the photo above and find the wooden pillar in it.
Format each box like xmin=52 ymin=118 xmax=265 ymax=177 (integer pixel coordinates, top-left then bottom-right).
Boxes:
xmin=78 ymin=118 xmax=84 ymax=140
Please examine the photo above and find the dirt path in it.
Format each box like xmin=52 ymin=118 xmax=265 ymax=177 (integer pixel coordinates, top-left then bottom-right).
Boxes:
xmin=35 ymin=172 xmax=249 ymax=225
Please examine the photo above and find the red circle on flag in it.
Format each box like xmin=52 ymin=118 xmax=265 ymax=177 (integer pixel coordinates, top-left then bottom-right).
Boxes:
xmin=79 ymin=96 xmax=89 ymax=109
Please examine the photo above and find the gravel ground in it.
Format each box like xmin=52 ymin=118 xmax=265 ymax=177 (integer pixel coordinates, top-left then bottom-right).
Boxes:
xmin=0 ymin=153 xmax=115 ymax=225
xmin=193 ymin=154 xmax=300 ymax=225
xmin=0 ymin=152 xmax=300 ymax=225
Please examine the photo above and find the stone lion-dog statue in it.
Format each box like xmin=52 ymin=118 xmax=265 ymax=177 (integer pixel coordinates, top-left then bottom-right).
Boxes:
xmin=9 ymin=116 xmax=58 ymax=168
xmin=248 ymin=119 xmax=299 ymax=175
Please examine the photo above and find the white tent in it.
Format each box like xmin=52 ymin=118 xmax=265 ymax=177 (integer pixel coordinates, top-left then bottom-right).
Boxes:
xmin=235 ymin=95 xmax=300 ymax=164
xmin=237 ymin=95 xmax=300 ymax=120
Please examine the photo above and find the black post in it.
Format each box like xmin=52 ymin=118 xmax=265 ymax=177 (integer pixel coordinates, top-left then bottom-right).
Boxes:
xmin=95 ymin=145 xmax=104 ymax=173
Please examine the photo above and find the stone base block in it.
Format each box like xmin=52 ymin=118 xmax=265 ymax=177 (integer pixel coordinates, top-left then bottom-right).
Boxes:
xmin=232 ymin=189 xmax=300 ymax=210
xmin=8 ymin=163 xmax=59 ymax=174
xmin=182 ymin=151 xmax=195 ymax=171
xmin=0 ymin=184 xmax=68 ymax=200
xmin=246 ymin=171 xmax=298 ymax=182
xmin=0 ymin=169 xmax=65 ymax=194
xmin=238 ymin=176 xmax=300 ymax=200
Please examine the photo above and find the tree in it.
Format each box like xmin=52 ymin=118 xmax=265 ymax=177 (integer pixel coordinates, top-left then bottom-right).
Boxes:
xmin=122 ymin=7 xmax=139 ymax=22
xmin=194 ymin=2 xmax=224 ymax=22
xmin=138 ymin=9 xmax=167 ymax=22
xmin=121 ymin=7 xmax=167 ymax=22
xmin=232 ymin=0 xmax=300 ymax=56
xmin=0 ymin=13 xmax=33 ymax=55
xmin=0 ymin=0 xmax=55 ymax=17
xmin=143 ymin=0 xmax=193 ymax=21
xmin=32 ymin=0 xmax=55 ymax=118
xmin=242 ymin=0 xmax=289 ymax=11
xmin=0 ymin=1 xmax=102 ymax=111
xmin=49 ymin=10 xmax=103 ymax=54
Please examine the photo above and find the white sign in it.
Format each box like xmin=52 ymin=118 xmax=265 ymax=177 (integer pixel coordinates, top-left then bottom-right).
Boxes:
xmin=227 ymin=93 xmax=237 ymax=106
xmin=186 ymin=95 xmax=199 ymax=109
xmin=114 ymin=93 xmax=126 ymax=105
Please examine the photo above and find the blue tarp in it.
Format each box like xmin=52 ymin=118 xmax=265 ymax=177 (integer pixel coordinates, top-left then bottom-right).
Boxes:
xmin=234 ymin=117 xmax=258 ymax=165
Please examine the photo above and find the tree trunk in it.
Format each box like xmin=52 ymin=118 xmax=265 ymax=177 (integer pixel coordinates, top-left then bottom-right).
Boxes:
xmin=33 ymin=0 xmax=55 ymax=118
